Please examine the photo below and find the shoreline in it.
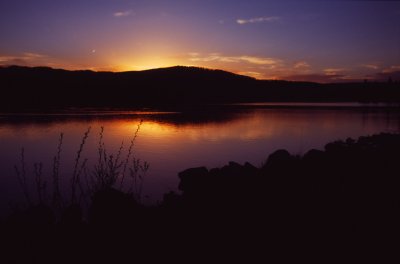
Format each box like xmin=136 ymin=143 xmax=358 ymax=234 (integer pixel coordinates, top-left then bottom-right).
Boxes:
xmin=2 ymin=132 xmax=400 ymax=262
xmin=2 ymin=132 xmax=400 ymax=261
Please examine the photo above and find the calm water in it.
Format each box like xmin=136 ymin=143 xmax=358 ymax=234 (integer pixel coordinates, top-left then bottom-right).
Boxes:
xmin=0 ymin=104 xmax=399 ymax=215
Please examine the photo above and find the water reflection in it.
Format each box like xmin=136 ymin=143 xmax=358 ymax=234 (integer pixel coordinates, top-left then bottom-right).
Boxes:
xmin=0 ymin=106 xmax=399 ymax=213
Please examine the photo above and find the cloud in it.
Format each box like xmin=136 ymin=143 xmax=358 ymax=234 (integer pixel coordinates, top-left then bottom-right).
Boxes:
xmin=87 ymin=65 xmax=122 ymax=72
xmin=113 ymin=10 xmax=132 ymax=17
xmin=382 ymin=65 xmax=400 ymax=73
xmin=239 ymin=56 xmax=279 ymax=65
xmin=0 ymin=52 xmax=47 ymax=66
xmin=375 ymin=71 xmax=400 ymax=81
xmin=22 ymin=52 xmax=45 ymax=59
xmin=237 ymin=16 xmax=280 ymax=25
xmin=361 ymin=64 xmax=379 ymax=70
xmin=237 ymin=71 xmax=262 ymax=78
xmin=0 ymin=56 xmax=16 ymax=63
xmin=284 ymin=65 xmax=400 ymax=83
xmin=188 ymin=53 xmax=282 ymax=67
xmin=293 ymin=61 xmax=310 ymax=69
xmin=323 ymin=68 xmax=346 ymax=76
xmin=282 ymin=73 xmax=349 ymax=83
xmin=375 ymin=68 xmax=400 ymax=81
xmin=279 ymin=67 xmax=366 ymax=83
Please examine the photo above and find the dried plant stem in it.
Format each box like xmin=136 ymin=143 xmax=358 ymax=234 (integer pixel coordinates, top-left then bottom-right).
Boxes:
xmin=71 ymin=127 xmax=91 ymax=204
xmin=52 ymin=133 xmax=63 ymax=209
xmin=14 ymin=148 xmax=31 ymax=205
xmin=120 ymin=120 xmax=143 ymax=189
xmin=14 ymin=122 xmax=149 ymax=211
xmin=34 ymin=162 xmax=45 ymax=204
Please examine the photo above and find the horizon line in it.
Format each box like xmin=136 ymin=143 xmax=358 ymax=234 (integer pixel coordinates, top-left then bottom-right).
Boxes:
xmin=0 ymin=64 xmax=396 ymax=84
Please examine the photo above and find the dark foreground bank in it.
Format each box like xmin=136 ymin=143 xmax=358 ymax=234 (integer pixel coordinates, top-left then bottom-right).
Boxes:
xmin=2 ymin=133 xmax=400 ymax=263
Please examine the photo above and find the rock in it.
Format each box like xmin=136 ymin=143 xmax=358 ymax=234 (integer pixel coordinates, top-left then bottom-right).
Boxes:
xmin=303 ymin=149 xmax=325 ymax=162
xmin=178 ymin=167 xmax=208 ymax=192
xmin=263 ymin=149 xmax=292 ymax=169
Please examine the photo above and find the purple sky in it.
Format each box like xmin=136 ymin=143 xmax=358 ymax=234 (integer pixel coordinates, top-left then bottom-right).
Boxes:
xmin=1 ymin=0 xmax=399 ymax=82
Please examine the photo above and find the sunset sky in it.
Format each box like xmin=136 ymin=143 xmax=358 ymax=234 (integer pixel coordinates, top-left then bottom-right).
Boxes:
xmin=1 ymin=0 xmax=399 ymax=82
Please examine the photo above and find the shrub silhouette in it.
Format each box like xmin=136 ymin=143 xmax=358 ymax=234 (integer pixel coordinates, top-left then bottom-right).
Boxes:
xmin=12 ymin=122 xmax=148 ymax=225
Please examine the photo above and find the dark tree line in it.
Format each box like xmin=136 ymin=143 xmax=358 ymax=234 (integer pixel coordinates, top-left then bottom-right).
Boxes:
xmin=1 ymin=65 xmax=399 ymax=112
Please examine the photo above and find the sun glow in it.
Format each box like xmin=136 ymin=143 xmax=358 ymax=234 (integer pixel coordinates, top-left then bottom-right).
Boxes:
xmin=116 ymin=119 xmax=179 ymax=138
xmin=117 ymin=56 xmax=182 ymax=71
xmin=130 ymin=63 xmax=173 ymax=71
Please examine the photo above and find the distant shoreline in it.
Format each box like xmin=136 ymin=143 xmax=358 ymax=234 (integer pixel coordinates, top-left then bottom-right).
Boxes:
xmin=1 ymin=101 xmax=400 ymax=115
xmin=1 ymin=66 xmax=399 ymax=112
xmin=0 ymin=102 xmax=399 ymax=127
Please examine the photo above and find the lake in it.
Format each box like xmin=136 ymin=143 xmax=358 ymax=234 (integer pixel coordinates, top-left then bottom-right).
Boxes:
xmin=0 ymin=103 xmax=399 ymax=216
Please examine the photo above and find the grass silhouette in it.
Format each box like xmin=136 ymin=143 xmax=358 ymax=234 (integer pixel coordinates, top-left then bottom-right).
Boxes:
xmin=13 ymin=121 xmax=149 ymax=220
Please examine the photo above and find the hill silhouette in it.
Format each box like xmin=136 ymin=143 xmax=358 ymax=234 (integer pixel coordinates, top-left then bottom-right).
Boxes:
xmin=0 ymin=65 xmax=399 ymax=111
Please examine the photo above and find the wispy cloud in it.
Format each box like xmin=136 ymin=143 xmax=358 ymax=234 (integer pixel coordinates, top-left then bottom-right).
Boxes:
xmin=240 ymin=56 xmax=280 ymax=65
xmin=280 ymin=66 xmax=367 ymax=83
xmin=284 ymin=64 xmax=400 ymax=83
xmin=375 ymin=70 xmax=400 ymax=81
xmin=113 ymin=10 xmax=132 ymax=18
xmin=361 ymin=64 xmax=379 ymax=70
xmin=382 ymin=65 xmax=400 ymax=73
xmin=282 ymin=73 xmax=350 ymax=83
xmin=188 ymin=53 xmax=282 ymax=67
xmin=293 ymin=61 xmax=310 ymax=69
xmin=237 ymin=71 xmax=262 ymax=78
xmin=87 ymin=65 xmax=122 ymax=72
xmin=236 ymin=16 xmax=280 ymax=25
xmin=323 ymin=68 xmax=346 ymax=76
xmin=0 ymin=56 xmax=16 ymax=63
xmin=22 ymin=52 xmax=45 ymax=59
xmin=187 ymin=53 xmax=394 ymax=83
xmin=0 ymin=52 xmax=47 ymax=66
